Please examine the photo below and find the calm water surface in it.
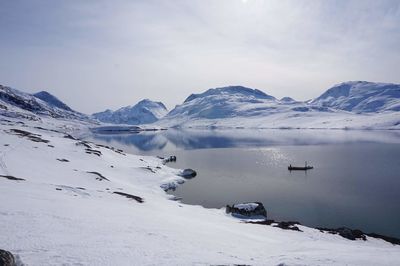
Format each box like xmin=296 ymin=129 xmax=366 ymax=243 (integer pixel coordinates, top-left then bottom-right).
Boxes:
xmin=88 ymin=129 xmax=400 ymax=237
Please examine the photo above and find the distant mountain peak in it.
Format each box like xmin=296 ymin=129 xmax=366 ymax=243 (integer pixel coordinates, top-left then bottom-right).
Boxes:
xmin=92 ymin=99 xmax=168 ymax=125
xmin=280 ymin=97 xmax=296 ymax=102
xmin=312 ymin=81 xmax=400 ymax=112
xmin=33 ymin=91 xmax=73 ymax=112
xmin=136 ymin=98 xmax=167 ymax=110
xmin=184 ymin=85 xmax=275 ymax=103
xmin=0 ymin=85 xmax=89 ymax=121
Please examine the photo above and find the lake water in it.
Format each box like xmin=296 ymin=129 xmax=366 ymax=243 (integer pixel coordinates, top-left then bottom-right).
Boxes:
xmin=88 ymin=129 xmax=400 ymax=238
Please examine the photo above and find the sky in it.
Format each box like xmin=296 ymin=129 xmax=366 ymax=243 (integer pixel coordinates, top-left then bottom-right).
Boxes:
xmin=0 ymin=0 xmax=399 ymax=114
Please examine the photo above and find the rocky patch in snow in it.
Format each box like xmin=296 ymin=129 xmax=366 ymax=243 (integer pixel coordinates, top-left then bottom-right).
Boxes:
xmin=0 ymin=249 xmax=15 ymax=266
xmin=226 ymin=202 xmax=267 ymax=218
xmin=247 ymin=219 xmax=302 ymax=232
xmin=0 ymin=175 xmax=25 ymax=181
xmin=6 ymin=128 xmax=50 ymax=143
xmin=113 ymin=191 xmax=144 ymax=203
xmin=160 ymin=155 xmax=177 ymax=164
xmin=178 ymin=168 xmax=197 ymax=179
xmin=86 ymin=171 xmax=109 ymax=181
xmin=318 ymin=227 xmax=400 ymax=245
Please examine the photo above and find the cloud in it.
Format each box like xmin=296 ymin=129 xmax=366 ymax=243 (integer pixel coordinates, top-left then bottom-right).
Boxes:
xmin=0 ymin=0 xmax=399 ymax=113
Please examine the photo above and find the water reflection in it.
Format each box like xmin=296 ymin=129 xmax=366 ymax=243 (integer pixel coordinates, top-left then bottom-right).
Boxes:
xmin=87 ymin=129 xmax=400 ymax=237
xmin=92 ymin=132 xmax=168 ymax=151
xmin=89 ymin=128 xmax=400 ymax=154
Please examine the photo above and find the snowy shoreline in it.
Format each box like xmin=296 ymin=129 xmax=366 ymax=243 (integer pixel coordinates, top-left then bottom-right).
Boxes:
xmin=1 ymin=117 xmax=400 ymax=265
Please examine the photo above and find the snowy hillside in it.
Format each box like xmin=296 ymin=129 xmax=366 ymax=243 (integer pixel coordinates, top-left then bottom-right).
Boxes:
xmin=165 ymin=85 xmax=315 ymax=120
xmin=33 ymin=91 xmax=74 ymax=112
xmin=1 ymin=116 xmax=400 ymax=265
xmin=158 ymin=83 xmax=400 ymax=129
xmin=0 ymin=85 xmax=89 ymax=122
xmin=93 ymin=99 xmax=168 ymax=125
xmin=311 ymin=81 xmax=400 ymax=113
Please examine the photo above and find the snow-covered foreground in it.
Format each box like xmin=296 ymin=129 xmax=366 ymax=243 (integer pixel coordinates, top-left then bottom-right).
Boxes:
xmin=1 ymin=118 xmax=399 ymax=265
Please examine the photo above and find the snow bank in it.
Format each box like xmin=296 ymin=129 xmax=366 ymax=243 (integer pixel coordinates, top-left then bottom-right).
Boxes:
xmin=0 ymin=116 xmax=399 ymax=265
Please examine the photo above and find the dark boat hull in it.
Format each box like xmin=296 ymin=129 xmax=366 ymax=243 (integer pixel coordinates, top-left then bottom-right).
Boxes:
xmin=288 ymin=166 xmax=314 ymax=171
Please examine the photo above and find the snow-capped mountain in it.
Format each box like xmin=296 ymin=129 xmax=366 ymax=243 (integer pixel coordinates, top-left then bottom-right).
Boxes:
xmin=92 ymin=99 xmax=168 ymax=125
xmin=33 ymin=91 xmax=74 ymax=112
xmin=280 ymin=97 xmax=297 ymax=103
xmin=163 ymin=85 xmax=326 ymax=122
xmin=0 ymin=85 xmax=89 ymax=121
xmin=159 ymin=82 xmax=400 ymax=129
xmin=167 ymin=86 xmax=282 ymax=119
xmin=311 ymin=81 xmax=400 ymax=113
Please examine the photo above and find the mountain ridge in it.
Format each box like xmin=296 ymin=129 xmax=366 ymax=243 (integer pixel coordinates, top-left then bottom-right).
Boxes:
xmin=0 ymin=85 xmax=89 ymax=121
xmin=1 ymin=81 xmax=399 ymax=129
xmin=157 ymin=81 xmax=400 ymax=129
xmin=311 ymin=81 xmax=400 ymax=113
xmin=92 ymin=99 xmax=168 ymax=125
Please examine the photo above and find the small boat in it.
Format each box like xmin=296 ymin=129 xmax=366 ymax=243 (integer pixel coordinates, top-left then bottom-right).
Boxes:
xmin=288 ymin=162 xmax=314 ymax=171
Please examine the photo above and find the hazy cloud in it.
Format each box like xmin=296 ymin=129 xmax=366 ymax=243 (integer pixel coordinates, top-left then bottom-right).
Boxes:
xmin=0 ymin=0 xmax=399 ymax=113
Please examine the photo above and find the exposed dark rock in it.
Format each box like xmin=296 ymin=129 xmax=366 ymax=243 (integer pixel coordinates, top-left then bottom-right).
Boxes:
xmin=64 ymin=134 xmax=77 ymax=140
xmin=226 ymin=202 xmax=267 ymax=218
xmin=274 ymin=221 xmax=302 ymax=232
xmin=162 ymin=155 xmax=177 ymax=164
xmin=85 ymin=148 xmax=102 ymax=156
xmin=179 ymin=168 xmax=197 ymax=179
xmin=0 ymin=175 xmax=25 ymax=181
xmin=75 ymin=141 xmax=92 ymax=149
xmin=56 ymin=188 xmax=62 ymax=191
xmin=9 ymin=129 xmax=40 ymax=136
xmin=113 ymin=191 xmax=144 ymax=203
xmin=141 ymin=166 xmax=156 ymax=173
xmin=7 ymin=128 xmax=50 ymax=143
xmin=246 ymin=219 xmax=302 ymax=232
xmin=318 ymin=227 xmax=366 ymax=241
xmin=86 ymin=171 xmax=109 ymax=181
xmin=95 ymin=143 xmax=111 ymax=149
xmin=366 ymin=233 xmax=400 ymax=245
xmin=47 ymin=144 xmax=54 ymax=148
xmin=94 ymin=144 xmax=126 ymax=156
xmin=34 ymin=126 xmax=62 ymax=134
xmin=0 ymin=249 xmax=15 ymax=266
xmin=56 ymin=158 xmax=70 ymax=162
xmin=318 ymin=227 xmax=400 ymax=245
